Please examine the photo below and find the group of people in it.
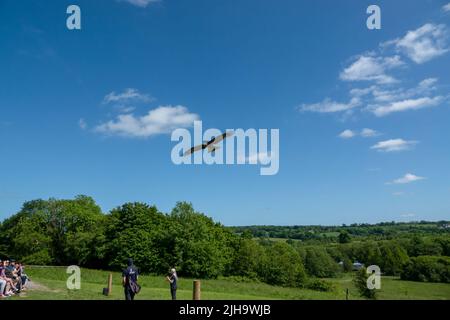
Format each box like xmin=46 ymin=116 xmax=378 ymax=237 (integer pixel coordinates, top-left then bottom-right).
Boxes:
xmin=121 ymin=258 xmax=178 ymax=301
xmin=2 ymin=257 xmax=176 ymax=300
xmin=0 ymin=259 xmax=28 ymax=298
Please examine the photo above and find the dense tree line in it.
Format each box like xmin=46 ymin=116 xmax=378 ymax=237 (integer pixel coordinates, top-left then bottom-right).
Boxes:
xmin=230 ymin=221 xmax=450 ymax=242
xmin=0 ymin=196 xmax=449 ymax=289
xmin=0 ymin=197 xmax=236 ymax=280
xmin=401 ymin=256 xmax=450 ymax=283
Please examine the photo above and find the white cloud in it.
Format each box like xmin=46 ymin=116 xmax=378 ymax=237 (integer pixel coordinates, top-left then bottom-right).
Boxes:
xmin=352 ymin=78 xmax=439 ymax=105
xmin=361 ymin=128 xmax=380 ymax=137
xmin=350 ymin=86 xmax=377 ymax=98
xmin=371 ymin=88 xmax=402 ymax=102
xmin=78 ymin=118 xmax=87 ymax=130
xmin=119 ymin=0 xmax=159 ymax=8
xmin=418 ymin=78 xmax=438 ymax=90
xmin=370 ymin=96 xmax=443 ymax=117
xmin=299 ymin=97 xmax=360 ymax=113
xmin=351 ymin=86 xmax=400 ymax=102
xmin=371 ymin=139 xmax=418 ymax=152
xmin=392 ymin=23 xmax=449 ymax=64
xmin=444 ymin=3 xmax=450 ymax=12
xmin=338 ymin=128 xmax=379 ymax=138
xmin=388 ymin=173 xmax=426 ymax=184
xmin=340 ymin=55 xmax=404 ymax=84
xmin=103 ymin=88 xmax=154 ymax=104
xmin=392 ymin=191 xmax=405 ymax=196
xmin=299 ymin=23 xmax=449 ymax=118
xmin=95 ymin=105 xmax=199 ymax=138
xmin=339 ymin=129 xmax=357 ymax=139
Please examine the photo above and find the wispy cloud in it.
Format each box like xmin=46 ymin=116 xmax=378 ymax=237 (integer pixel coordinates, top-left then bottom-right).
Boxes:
xmin=388 ymin=173 xmax=426 ymax=184
xmin=95 ymin=105 xmax=199 ymax=138
xmin=103 ymin=88 xmax=154 ymax=105
xmin=418 ymin=77 xmax=438 ymax=90
xmin=340 ymin=55 xmax=404 ymax=84
xmin=114 ymin=106 xmax=136 ymax=113
xmin=371 ymin=139 xmax=418 ymax=152
xmin=444 ymin=3 xmax=450 ymax=12
xmin=299 ymin=97 xmax=360 ymax=113
xmin=369 ymin=96 xmax=443 ymax=117
xmin=386 ymin=23 xmax=449 ymax=64
xmin=78 ymin=118 xmax=87 ymax=130
xmin=118 ymin=0 xmax=160 ymax=8
xmin=298 ymin=21 xmax=449 ymax=118
xmin=353 ymin=78 xmax=438 ymax=104
xmin=361 ymin=128 xmax=380 ymax=137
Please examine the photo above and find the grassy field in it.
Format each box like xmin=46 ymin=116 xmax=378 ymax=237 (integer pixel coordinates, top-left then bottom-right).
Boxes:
xmin=7 ymin=266 xmax=450 ymax=300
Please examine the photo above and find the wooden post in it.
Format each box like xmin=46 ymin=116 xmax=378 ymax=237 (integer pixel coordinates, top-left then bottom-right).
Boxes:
xmin=107 ymin=273 xmax=113 ymax=296
xmin=193 ymin=280 xmax=201 ymax=300
xmin=346 ymin=288 xmax=349 ymax=300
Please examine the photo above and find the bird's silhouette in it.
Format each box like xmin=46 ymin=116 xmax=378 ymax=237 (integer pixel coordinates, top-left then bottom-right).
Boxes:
xmin=184 ymin=131 xmax=234 ymax=156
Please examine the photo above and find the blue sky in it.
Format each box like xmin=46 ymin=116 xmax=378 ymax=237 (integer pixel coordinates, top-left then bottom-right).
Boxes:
xmin=1 ymin=0 xmax=450 ymax=225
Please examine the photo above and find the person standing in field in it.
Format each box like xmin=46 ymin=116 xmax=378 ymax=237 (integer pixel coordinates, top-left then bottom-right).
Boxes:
xmin=122 ymin=258 xmax=140 ymax=301
xmin=166 ymin=268 xmax=178 ymax=300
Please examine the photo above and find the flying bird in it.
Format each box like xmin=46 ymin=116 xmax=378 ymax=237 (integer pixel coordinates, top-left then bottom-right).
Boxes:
xmin=184 ymin=131 xmax=234 ymax=156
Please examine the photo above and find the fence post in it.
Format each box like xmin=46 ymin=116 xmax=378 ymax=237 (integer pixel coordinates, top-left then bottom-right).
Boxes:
xmin=193 ymin=280 xmax=201 ymax=300
xmin=107 ymin=273 xmax=113 ymax=295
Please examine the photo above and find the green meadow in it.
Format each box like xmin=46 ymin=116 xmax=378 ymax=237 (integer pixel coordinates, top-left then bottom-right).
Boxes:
xmin=9 ymin=266 xmax=450 ymax=300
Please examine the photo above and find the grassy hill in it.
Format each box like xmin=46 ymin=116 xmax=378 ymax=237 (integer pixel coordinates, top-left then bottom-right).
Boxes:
xmin=9 ymin=266 xmax=450 ymax=300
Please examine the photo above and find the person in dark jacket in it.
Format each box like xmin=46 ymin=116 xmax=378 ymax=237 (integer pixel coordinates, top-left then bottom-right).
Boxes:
xmin=166 ymin=268 xmax=178 ymax=300
xmin=122 ymin=258 xmax=139 ymax=301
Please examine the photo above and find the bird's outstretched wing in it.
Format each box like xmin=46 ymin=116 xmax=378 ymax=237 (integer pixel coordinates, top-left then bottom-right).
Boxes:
xmin=183 ymin=144 xmax=206 ymax=156
xmin=208 ymin=131 xmax=234 ymax=145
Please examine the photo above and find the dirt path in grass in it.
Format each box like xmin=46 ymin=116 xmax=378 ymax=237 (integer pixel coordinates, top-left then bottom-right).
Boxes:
xmin=26 ymin=280 xmax=52 ymax=292
xmin=26 ymin=280 xmax=63 ymax=293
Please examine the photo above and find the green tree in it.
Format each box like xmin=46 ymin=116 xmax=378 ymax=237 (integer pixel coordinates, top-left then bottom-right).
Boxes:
xmin=338 ymin=231 xmax=351 ymax=244
xmin=304 ymin=247 xmax=340 ymax=278
xmin=353 ymin=268 xmax=377 ymax=299
xmin=259 ymin=242 xmax=307 ymax=287
xmin=0 ymin=196 xmax=105 ymax=266
xmin=354 ymin=241 xmax=382 ymax=267
xmin=169 ymin=202 xmax=235 ymax=278
xmin=231 ymin=238 xmax=265 ymax=279
xmin=408 ymin=236 xmax=443 ymax=257
xmin=379 ymin=242 xmax=409 ymax=276
xmin=241 ymin=230 xmax=253 ymax=239
xmin=105 ymin=202 xmax=167 ymax=273
xmin=4 ymin=212 xmax=52 ymax=264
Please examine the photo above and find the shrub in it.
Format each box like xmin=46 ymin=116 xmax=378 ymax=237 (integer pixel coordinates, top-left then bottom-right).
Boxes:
xmin=306 ymin=279 xmax=336 ymax=292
